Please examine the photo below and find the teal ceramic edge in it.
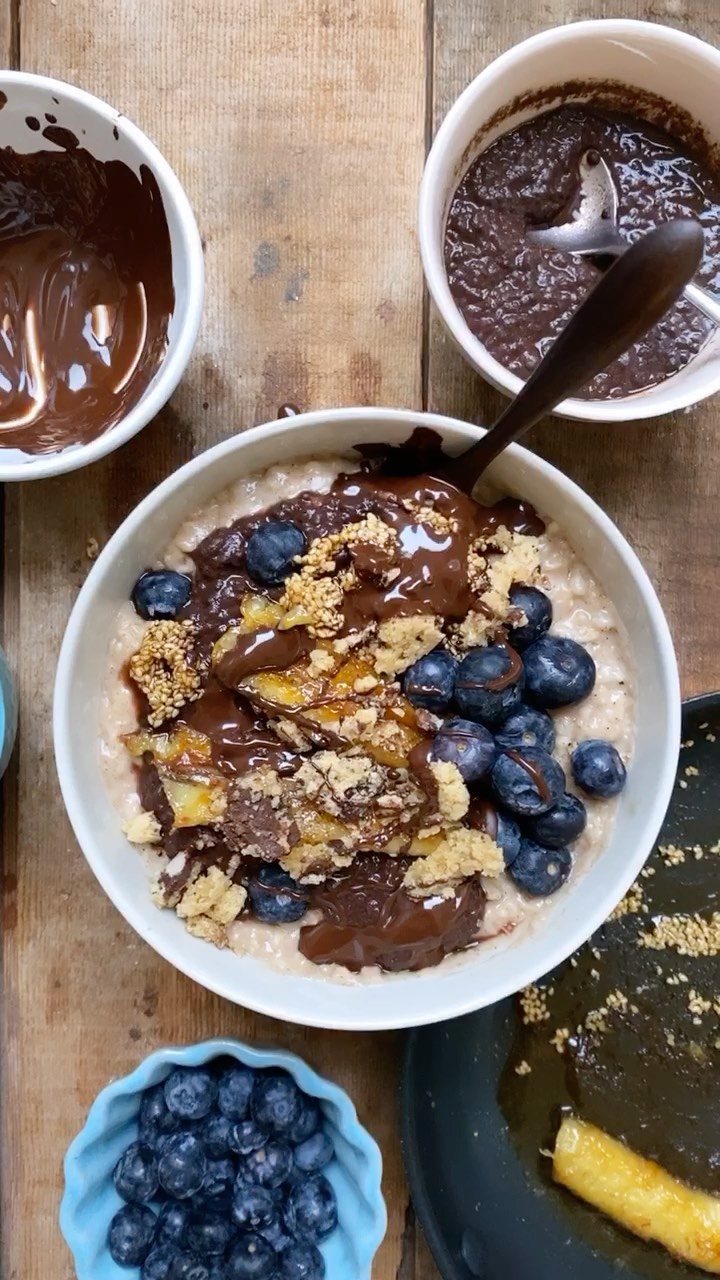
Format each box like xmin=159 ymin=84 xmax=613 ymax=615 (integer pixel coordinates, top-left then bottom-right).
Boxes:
xmin=0 ymin=645 xmax=17 ymax=779
xmin=60 ymin=1037 xmax=387 ymax=1280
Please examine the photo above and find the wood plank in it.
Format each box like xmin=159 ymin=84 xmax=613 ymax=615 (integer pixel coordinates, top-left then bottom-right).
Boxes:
xmin=429 ymin=0 xmax=720 ymax=700
xmin=2 ymin=2 xmax=426 ymax=1276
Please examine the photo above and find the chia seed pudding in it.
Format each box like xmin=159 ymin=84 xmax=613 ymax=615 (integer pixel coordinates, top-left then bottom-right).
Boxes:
xmin=100 ymin=441 xmax=635 ymax=980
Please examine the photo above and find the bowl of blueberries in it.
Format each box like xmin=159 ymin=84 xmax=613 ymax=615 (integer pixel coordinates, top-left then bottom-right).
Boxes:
xmin=60 ymin=1038 xmax=386 ymax=1280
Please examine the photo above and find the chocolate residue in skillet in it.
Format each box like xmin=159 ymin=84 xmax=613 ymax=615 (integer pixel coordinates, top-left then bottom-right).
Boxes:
xmin=0 ymin=138 xmax=174 ymax=453
xmin=445 ymin=98 xmax=720 ymax=399
xmin=499 ymin=791 xmax=720 ymax=1195
xmin=299 ymin=853 xmax=487 ymax=972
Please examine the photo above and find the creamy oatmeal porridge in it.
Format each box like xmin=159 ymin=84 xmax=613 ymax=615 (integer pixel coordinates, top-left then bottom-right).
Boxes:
xmin=100 ymin=443 xmax=635 ymax=982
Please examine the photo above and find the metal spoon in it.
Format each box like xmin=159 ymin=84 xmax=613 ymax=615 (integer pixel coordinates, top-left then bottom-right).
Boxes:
xmin=443 ymin=218 xmax=704 ymax=490
xmin=528 ymin=149 xmax=720 ymax=328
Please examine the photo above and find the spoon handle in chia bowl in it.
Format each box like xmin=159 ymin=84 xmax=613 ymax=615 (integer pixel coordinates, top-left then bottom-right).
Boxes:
xmin=445 ymin=218 xmax=705 ymax=491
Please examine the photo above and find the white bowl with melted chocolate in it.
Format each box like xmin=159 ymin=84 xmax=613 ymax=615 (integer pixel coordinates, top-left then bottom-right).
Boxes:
xmin=0 ymin=72 xmax=203 ymax=478
xmin=54 ymin=409 xmax=679 ymax=1030
xmin=420 ymin=20 xmax=720 ymax=422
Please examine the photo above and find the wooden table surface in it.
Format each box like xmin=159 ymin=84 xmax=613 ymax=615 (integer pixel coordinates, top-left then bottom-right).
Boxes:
xmin=2 ymin=1 xmax=719 ymax=1275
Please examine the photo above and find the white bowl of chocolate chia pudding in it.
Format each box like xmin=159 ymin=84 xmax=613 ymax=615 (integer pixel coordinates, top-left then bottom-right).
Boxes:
xmin=54 ymin=408 xmax=679 ymax=1031
xmin=420 ymin=20 xmax=720 ymax=423
xmin=0 ymin=71 xmax=204 ymax=479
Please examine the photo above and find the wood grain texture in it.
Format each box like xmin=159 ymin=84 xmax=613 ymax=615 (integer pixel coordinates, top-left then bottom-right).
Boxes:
xmin=2 ymin=2 xmax=425 ymax=1276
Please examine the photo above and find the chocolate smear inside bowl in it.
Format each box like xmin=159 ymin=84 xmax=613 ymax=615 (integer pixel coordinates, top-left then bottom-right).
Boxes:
xmin=0 ymin=106 xmax=174 ymax=455
xmin=444 ymin=82 xmax=720 ymax=399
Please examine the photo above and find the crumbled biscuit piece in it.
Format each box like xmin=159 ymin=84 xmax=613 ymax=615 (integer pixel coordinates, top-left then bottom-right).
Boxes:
xmin=185 ymin=915 xmax=227 ymax=947
xmin=308 ymin=647 xmax=337 ymax=676
xmin=338 ymin=704 xmax=379 ymax=741
xmin=372 ymin=614 xmax=443 ymax=678
xmin=428 ymin=760 xmax=469 ymax=822
xmin=129 ymin=620 xmax=201 ymax=727
xmin=208 ymin=882 xmax=247 ymax=924
xmin=178 ymin=866 xmax=235 ymax=919
xmin=479 ymin=534 xmax=540 ymax=621
xmin=354 ymin=674 xmax=378 ymax=693
xmin=224 ymin=772 xmax=298 ymax=859
xmin=452 ymin=609 xmax=497 ymax=650
xmin=271 ymin=718 xmax=313 ymax=752
xmin=281 ymin=841 xmax=353 ymax=881
xmin=152 ymin=851 xmax=200 ymax=909
xmin=296 ymin=751 xmax=380 ymax=814
xmin=403 ymin=826 xmax=503 ymax=895
xmin=123 ymin=810 xmax=162 ymax=845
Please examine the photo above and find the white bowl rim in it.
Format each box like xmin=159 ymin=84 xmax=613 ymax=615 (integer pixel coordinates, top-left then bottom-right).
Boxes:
xmin=53 ymin=406 xmax=681 ymax=1030
xmin=0 ymin=70 xmax=204 ymax=481
xmin=419 ymin=18 xmax=720 ymax=423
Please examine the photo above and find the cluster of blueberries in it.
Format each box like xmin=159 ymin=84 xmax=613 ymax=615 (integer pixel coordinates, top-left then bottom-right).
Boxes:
xmin=403 ymin=584 xmax=627 ymax=896
xmin=130 ymin=523 xmax=306 ymax=622
xmin=107 ymin=1061 xmax=337 ymax=1280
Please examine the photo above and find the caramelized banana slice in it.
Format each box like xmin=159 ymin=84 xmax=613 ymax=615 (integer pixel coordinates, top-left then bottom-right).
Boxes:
xmin=554 ymin=1115 xmax=720 ymax=1274
xmin=161 ymin=777 xmax=228 ymax=828
xmin=125 ymin=727 xmax=212 ymax=769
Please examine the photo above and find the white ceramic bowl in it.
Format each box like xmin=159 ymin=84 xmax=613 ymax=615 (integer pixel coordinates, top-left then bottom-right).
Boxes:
xmin=420 ymin=19 xmax=720 ymax=423
xmin=0 ymin=72 xmax=204 ymax=480
xmin=54 ymin=408 xmax=680 ymax=1031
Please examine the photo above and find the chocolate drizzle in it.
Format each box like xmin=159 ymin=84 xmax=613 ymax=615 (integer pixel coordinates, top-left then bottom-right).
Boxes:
xmin=299 ymin=854 xmax=487 ymax=972
xmin=0 ymin=137 xmax=173 ymax=453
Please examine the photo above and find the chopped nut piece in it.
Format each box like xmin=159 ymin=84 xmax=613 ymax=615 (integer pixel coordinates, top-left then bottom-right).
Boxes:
xmin=129 ymin=620 xmax=201 ymax=727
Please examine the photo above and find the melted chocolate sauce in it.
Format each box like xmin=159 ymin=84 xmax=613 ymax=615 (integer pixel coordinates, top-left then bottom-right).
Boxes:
xmin=299 ymin=854 xmax=486 ymax=972
xmin=505 ymin=748 xmax=552 ymax=805
xmin=0 ymin=137 xmax=173 ymax=453
xmin=180 ymin=679 xmax=300 ymax=776
xmin=445 ymin=100 xmax=720 ymax=399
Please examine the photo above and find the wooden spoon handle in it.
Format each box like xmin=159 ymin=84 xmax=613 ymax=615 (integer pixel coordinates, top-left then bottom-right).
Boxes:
xmin=444 ymin=218 xmax=705 ymax=490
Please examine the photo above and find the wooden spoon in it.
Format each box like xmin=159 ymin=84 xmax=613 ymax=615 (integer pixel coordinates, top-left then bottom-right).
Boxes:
xmin=442 ymin=218 xmax=705 ymax=491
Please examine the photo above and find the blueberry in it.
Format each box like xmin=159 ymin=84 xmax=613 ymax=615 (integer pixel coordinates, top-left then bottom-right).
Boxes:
xmin=509 ymin=838 xmax=572 ymax=896
xmin=230 ymin=1119 xmax=270 ymax=1157
xmin=279 ymin=1243 xmax=326 ymax=1280
xmin=143 ymin=1245 xmax=184 ymax=1280
xmin=217 ymin=1065 xmax=255 ymax=1121
xmin=199 ymin=1113 xmax=234 ymax=1157
xmin=287 ymin=1099 xmax=321 ymax=1145
xmin=507 ymin=585 xmax=553 ymax=651
xmin=248 ymin=865 xmax=309 ymax=925
xmin=251 ymin=1073 xmax=302 ymax=1135
xmin=491 ymin=747 xmax=565 ymax=817
xmin=293 ymin=1132 xmax=333 ymax=1174
xmin=403 ymin=649 xmax=457 ymax=713
xmin=140 ymin=1085 xmax=181 ymax=1143
xmin=108 ymin=1203 xmax=157 ymax=1266
xmin=523 ymin=636 xmax=596 ymax=709
xmin=187 ymin=1213 xmax=235 ymax=1258
xmin=202 ymin=1156 xmax=236 ymax=1201
xmin=226 ymin=1233 xmax=277 ymax=1280
xmin=244 ymin=1140 xmax=293 ymax=1189
xmin=158 ymin=1133 xmax=208 ymax=1199
xmin=164 ymin=1068 xmax=218 ymax=1121
xmin=208 ymin=1264 xmax=228 ymax=1280
xmin=132 ymin=570 xmax=192 ymax=621
xmin=258 ymin=1216 xmax=292 ymax=1252
xmin=284 ymin=1175 xmax=337 ymax=1242
xmin=430 ymin=717 xmax=495 ymax=783
xmin=455 ymin=644 xmax=524 ymax=726
xmin=155 ymin=1203 xmax=190 ymax=1249
xmin=246 ymin=522 xmax=306 ymax=586
xmin=232 ymin=1183 xmax=278 ymax=1230
xmin=526 ymin=793 xmax=587 ymax=848
xmin=495 ymin=704 xmax=555 ymax=755
xmin=113 ymin=1140 xmax=159 ymax=1203
xmin=169 ymin=1257 xmax=211 ymax=1280
xmin=571 ymin=739 xmax=627 ymax=798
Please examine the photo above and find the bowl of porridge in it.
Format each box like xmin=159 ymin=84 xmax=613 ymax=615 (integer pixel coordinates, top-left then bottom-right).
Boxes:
xmin=53 ymin=408 xmax=679 ymax=1030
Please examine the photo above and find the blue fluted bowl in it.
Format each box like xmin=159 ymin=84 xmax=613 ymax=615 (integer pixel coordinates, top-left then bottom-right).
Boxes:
xmin=60 ymin=1038 xmax=387 ymax=1279
xmin=0 ymin=644 xmax=17 ymax=780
